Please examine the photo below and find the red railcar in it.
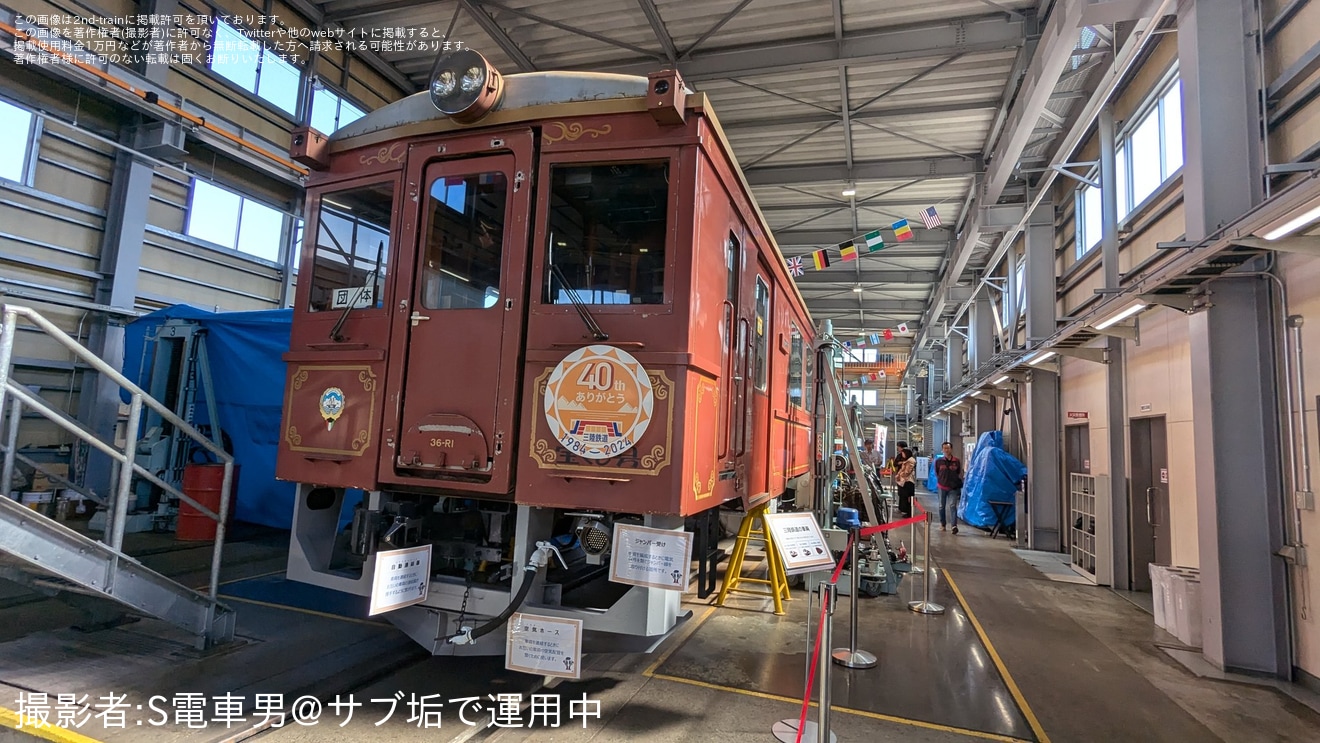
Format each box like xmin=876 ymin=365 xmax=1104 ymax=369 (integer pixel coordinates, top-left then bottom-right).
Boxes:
xmin=276 ymin=50 xmax=816 ymax=655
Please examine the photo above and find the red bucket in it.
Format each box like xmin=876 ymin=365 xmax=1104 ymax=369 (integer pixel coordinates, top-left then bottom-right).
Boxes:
xmin=178 ymin=464 xmax=237 ymax=541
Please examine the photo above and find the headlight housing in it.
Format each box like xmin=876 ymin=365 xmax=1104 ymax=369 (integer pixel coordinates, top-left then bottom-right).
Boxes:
xmin=428 ymin=49 xmax=503 ymax=123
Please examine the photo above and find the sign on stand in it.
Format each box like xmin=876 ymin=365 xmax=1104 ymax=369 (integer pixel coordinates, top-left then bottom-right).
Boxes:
xmin=368 ymin=545 xmax=431 ymax=615
xmin=609 ymin=523 xmax=692 ymax=590
xmin=505 ymin=613 xmax=583 ymax=679
xmin=763 ymin=512 xmax=835 ymax=575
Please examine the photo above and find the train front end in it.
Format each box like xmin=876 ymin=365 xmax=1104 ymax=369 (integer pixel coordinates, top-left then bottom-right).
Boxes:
xmin=274 ymin=50 xmax=737 ymax=657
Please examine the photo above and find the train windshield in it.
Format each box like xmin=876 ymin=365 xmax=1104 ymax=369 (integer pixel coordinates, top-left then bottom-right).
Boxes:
xmin=307 ymin=181 xmax=394 ymax=312
xmin=542 ymin=162 xmax=668 ymax=306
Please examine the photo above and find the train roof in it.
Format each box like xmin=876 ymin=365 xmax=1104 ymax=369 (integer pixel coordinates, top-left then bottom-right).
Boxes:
xmin=326 ymin=70 xmax=814 ymax=330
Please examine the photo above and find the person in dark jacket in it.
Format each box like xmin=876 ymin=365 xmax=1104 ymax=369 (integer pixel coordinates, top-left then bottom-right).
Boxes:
xmin=935 ymin=441 xmax=964 ymax=533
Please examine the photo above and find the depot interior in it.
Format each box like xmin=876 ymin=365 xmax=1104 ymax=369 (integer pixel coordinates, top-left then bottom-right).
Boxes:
xmin=3 ymin=1 xmax=1320 ymax=741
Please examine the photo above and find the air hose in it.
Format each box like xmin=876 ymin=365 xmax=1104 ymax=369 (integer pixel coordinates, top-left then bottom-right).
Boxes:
xmin=445 ymin=540 xmax=566 ymax=646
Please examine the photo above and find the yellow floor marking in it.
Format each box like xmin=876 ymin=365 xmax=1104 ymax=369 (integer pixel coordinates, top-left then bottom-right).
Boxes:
xmin=216 ymin=594 xmax=386 ymax=627
xmin=647 ymin=672 xmax=1029 ymax=742
xmin=944 ymin=569 xmax=1051 ymax=743
xmin=642 ymin=605 xmax=717 ymax=678
xmin=0 ymin=706 xmax=106 ymax=743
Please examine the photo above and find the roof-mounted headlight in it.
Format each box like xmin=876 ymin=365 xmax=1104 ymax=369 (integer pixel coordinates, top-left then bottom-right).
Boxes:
xmin=428 ymin=49 xmax=502 ymax=124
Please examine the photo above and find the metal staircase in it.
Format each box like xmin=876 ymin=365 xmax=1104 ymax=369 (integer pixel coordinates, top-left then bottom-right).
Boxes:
xmin=0 ymin=303 xmax=235 ymax=649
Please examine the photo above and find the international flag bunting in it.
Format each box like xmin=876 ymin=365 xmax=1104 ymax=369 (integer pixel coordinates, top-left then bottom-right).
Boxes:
xmin=920 ymin=206 xmax=942 ymax=229
xmin=844 ymin=340 xmax=852 ymax=349
xmin=892 ymin=219 xmax=914 ymax=242
xmin=786 ymin=256 xmax=804 ymax=276
xmin=839 ymin=242 xmax=858 ymax=262
xmin=864 ymin=230 xmax=885 ymax=252
xmin=870 ymin=333 xmax=880 ymax=344
xmin=879 ymin=370 xmax=886 ymax=378
xmin=897 ymin=322 xmax=909 ymax=333
xmin=812 ymin=249 xmax=830 ymax=270
xmin=883 ymin=329 xmax=894 ymax=341
xmin=856 ymin=338 xmax=867 ymax=347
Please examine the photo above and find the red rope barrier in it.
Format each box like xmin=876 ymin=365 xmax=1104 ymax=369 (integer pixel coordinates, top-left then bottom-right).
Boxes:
xmin=859 ymin=497 xmax=927 ymax=538
xmin=794 ymin=531 xmax=854 ymax=743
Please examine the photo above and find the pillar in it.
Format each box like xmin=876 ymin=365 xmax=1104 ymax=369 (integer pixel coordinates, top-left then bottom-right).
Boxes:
xmin=1025 ymin=201 xmax=1061 ymax=552
xmin=1179 ymin=0 xmax=1285 ymax=676
xmin=1098 ymin=105 xmax=1130 ymax=588
xmin=969 ymin=291 xmax=996 ymax=374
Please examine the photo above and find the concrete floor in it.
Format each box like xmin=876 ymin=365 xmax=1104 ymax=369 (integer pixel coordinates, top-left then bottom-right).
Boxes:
xmin=2 ymin=491 xmax=1319 ymax=742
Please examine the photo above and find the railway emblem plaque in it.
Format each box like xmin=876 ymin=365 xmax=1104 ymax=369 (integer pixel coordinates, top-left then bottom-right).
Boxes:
xmin=319 ymin=387 xmax=345 ymax=430
xmin=543 ymin=345 xmax=654 ymax=460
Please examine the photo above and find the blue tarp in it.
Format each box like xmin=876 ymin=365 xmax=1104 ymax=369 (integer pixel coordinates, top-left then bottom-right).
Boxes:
xmin=926 ymin=454 xmax=942 ymax=491
xmin=122 ymin=306 xmax=300 ymax=529
xmin=958 ymin=431 xmax=1027 ymax=530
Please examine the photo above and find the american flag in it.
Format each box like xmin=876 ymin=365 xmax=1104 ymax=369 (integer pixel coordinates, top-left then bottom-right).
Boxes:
xmin=786 ymin=256 xmax=804 ymax=276
xmin=920 ymin=205 xmax=942 ymax=229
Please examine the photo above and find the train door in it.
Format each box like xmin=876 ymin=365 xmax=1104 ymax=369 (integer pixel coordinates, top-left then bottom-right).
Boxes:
xmin=719 ymin=233 xmax=743 ymax=475
xmin=393 ymin=147 xmax=531 ymax=494
xmin=748 ymin=262 xmax=772 ymax=506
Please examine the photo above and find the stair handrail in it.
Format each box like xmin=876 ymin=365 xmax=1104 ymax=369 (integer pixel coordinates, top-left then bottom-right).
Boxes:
xmin=0 ymin=303 xmax=233 ymax=616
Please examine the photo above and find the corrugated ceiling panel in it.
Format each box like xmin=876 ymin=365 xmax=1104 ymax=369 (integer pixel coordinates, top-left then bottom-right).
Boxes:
xmin=654 ymin=0 xmax=837 ymax=52
xmin=840 ymin=0 xmax=1034 ymax=33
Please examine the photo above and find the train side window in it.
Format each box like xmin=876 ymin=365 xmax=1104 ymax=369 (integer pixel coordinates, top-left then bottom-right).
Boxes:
xmin=753 ymin=278 xmax=768 ymax=391
xmin=307 ymin=181 xmax=394 ymax=312
xmin=788 ymin=323 xmax=804 ymax=408
xmin=543 ymin=162 xmax=668 ymax=305
xmin=420 ymin=172 xmax=508 ymax=310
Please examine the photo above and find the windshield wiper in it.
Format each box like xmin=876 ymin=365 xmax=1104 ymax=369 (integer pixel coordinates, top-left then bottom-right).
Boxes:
xmin=330 ymin=240 xmax=383 ymax=342
xmin=550 ymin=263 xmax=608 ymax=341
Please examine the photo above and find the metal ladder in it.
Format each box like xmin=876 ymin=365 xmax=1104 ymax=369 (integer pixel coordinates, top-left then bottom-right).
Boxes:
xmin=0 ymin=303 xmax=235 ymax=649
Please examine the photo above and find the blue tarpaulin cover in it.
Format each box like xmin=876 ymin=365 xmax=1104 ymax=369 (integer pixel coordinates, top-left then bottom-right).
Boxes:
xmin=958 ymin=431 xmax=1027 ymax=529
xmin=926 ymin=454 xmax=942 ymax=491
xmin=122 ymin=306 xmax=306 ymax=529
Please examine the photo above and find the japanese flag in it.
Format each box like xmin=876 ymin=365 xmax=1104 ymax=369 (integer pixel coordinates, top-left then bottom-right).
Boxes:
xmin=897 ymin=323 xmax=909 ymax=334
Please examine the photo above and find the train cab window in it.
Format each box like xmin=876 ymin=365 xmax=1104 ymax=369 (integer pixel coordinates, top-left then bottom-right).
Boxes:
xmin=753 ymin=278 xmax=769 ymax=391
xmin=307 ymin=182 xmax=394 ymax=312
xmin=788 ymin=323 xmax=804 ymax=408
xmin=420 ymin=172 xmax=508 ymax=309
xmin=543 ymin=162 xmax=668 ymax=305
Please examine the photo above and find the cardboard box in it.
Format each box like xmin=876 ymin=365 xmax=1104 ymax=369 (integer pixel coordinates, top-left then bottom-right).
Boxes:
xmin=31 ymin=463 xmax=69 ymax=492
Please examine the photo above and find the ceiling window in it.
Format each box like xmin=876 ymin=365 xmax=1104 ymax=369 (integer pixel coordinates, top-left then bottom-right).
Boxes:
xmin=0 ymin=98 xmax=35 ymax=184
xmin=311 ymin=86 xmax=366 ymax=134
xmin=210 ymin=20 xmax=300 ymax=117
xmin=186 ymin=180 xmax=287 ymax=263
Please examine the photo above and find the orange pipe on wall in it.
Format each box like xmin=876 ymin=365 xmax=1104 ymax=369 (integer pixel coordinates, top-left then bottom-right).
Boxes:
xmin=0 ymin=21 xmax=309 ymax=177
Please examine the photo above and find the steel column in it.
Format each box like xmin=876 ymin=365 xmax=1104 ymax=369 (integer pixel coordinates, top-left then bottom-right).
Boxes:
xmin=969 ymin=291 xmax=996 ymax=374
xmin=945 ymin=332 xmax=965 ymax=390
xmin=1097 ymin=104 xmax=1130 ymax=589
xmin=1025 ymin=201 xmax=1061 ymax=552
xmin=1180 ymin=0 xmax=1284 ymax=677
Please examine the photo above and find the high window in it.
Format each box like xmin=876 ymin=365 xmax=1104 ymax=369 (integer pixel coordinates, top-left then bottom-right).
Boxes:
xmin=788 ymin=323 xmax=804 ymax=408
xmin=210 ymin=20 xmax=301 ymax=116
xmin=311 ymin=86 xmax=366 ymax=134
xmin=754 ymin=278 xmax=769 ymax=391
xmin=0 ymin=99 xmax=35 ymax=184
xmin=543 ymin=162 xmax=668 ymax=305
xmin=1075 ymin=73 xmax=1183 ymax=259
xmin=186 ymin=180 xmax=286 ymax=262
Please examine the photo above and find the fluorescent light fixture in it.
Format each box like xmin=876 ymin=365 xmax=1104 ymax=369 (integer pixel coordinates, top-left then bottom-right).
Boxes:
xmin=1027 ymin=351 xmax=1056 ymax=366
xmin=971 ymin=391 xmax=984 ymax=398
xmin=841 ymin=188 xmax=856 ymax=197
xmin=993 ymin=375 xmax=1011 ymax=385
xmin=1262 ymin=204 xmax=1320 ymax=240
xmin=852 ymin=285 xmax=863 ymax=293
xmin=1093 ymin=302 xmax=1147 ymax=330
xmin=441 ymin=268 xmax=471 ymax=283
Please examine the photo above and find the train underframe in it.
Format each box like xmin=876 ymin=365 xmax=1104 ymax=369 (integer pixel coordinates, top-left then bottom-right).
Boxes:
xmin=286 ymin=482 xmax=693 ymax=656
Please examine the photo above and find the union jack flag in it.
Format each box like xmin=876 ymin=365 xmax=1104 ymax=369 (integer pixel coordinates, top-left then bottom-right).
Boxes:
xmin=786 ymin=256 xmax=804 ymax=276
xmin=920 ymin=206 xmax=942 ymax=229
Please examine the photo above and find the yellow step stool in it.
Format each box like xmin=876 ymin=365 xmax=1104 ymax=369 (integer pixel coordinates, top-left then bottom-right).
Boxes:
xmin=714 ymin=503 xmax=791 ymax=615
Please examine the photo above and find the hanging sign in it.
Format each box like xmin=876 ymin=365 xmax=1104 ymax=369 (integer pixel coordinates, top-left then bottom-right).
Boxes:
xmin=369 ymin=545 xmax=431 ymax=615
xmin=1067 ymin=411 xmax=1088 ymax=420
xmin=505 ymin=613 xmax=583 ymax=679
xmin=609 ymin=523 xmax=693 ymax=591
xmin=543 ymin=345 xmax=654 ymax=459
xmin=764 ymin=512 xmax=834 ymax=575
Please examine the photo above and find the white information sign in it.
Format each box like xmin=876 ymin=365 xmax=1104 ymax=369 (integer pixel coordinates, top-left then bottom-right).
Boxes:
xmin=763 ymin=512 xmax=835 ymax=575
xmin=332 ymin=285 xmax=375 ymax=309
xmin=609 ymin=523 xmax=693 ymax=591
xmin=915 ymin=456 xmax=930 ymax=481
xmin=505 ymin=612 xmax=583 ymax=679
xmin=368 ymin=545 xmax=431 ymax=616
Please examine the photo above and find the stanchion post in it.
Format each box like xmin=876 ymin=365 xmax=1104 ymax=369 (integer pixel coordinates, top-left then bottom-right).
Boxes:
xmin=818 ymin=581 xmax=834 ymax=743
xmin=908 ymin=517 xmax=924 ymax=574
xmin=908 ymin=512 xmax=944 ymax=615
xmin=832 ymin=527 xmax=876 ymax=668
